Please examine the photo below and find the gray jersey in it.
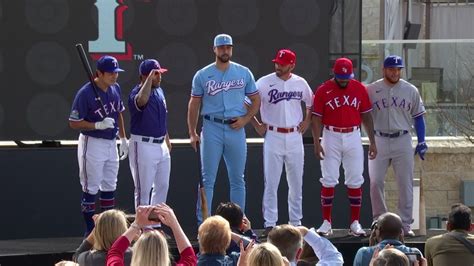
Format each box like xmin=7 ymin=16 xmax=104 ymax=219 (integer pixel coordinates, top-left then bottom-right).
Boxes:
xmin=367 ymin=78 xmax=425 ymax=132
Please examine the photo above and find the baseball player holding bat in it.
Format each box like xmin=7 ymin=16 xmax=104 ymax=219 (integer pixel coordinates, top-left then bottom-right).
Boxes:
xmin=69 ymin=55 xmax=128 ymax=235
xmin=128 ymin=59 xmax=171 ymax=210
xmin=249 ymin=49 xmax=313 ymax=235
xmin=187 ymin=34 xmax=260 ymax=224
xmin=312 ymin=58 xmax=377 ymax=236
xmin=367 ymin=55 xmax=427 ymax=237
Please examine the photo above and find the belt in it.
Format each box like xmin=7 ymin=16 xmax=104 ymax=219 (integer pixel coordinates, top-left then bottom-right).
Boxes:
xmin=324 ymin=125 xmax=359 ymax=133
xmin=375 ymin=130 xmax=409 ymax=138
xmin=131 ymin=134 xmax=165 ymax=144
xmin=141 ymin=137 xmax=164 ymax=144
xmin=203 ymin=115 xmax=234 ymax=124
xmin=268 ymin=126 xmax=297 ymax=133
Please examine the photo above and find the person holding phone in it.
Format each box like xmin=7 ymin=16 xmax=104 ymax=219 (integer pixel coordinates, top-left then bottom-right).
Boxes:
xmin=353 ymin=212 xmax=423 ymax=266
xmin=106 ymin=204 xmax=196 ymax=266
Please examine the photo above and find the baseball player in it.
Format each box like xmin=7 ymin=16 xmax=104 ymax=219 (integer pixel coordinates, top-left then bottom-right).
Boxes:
xmin=128 ymin=59 xmax=171 ymax=210
xmin=367 ymin=55 xmax=427 ymax=237
xmin=69 ymin=55 xmax=128 ymax=235
xmin=249 ymin=49 xmax=313 ymax=235
xmin=311 ymin=57 xmax=377 ymax=236
xmin=187 ymin=33 xmax=260 ymax=223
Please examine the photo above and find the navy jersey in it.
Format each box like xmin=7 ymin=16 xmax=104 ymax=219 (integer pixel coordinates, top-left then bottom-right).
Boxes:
xmin=128 ymin=84 xmax=168 ymax=138
xmin=69 ymin=82 xmax=125 ymax=140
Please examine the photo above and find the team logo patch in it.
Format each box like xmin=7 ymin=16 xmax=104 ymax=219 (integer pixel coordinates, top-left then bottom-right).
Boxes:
xmin=205 ymin=79 xmax=245 ymax=96
xmin=70 ymin=109 xmax=80 ymax=120
xmin=268 ymin=89 xmax=303 ymax=103
xmin=342 ymin=67 xmax=348 ymax=73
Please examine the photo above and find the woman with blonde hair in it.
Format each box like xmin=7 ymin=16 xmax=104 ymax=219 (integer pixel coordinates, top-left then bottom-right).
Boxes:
xmin=246 ymin=242 xmax=287 ymax=266
xmin=107 ymin=204 xmax=196 ymax=266
xmin=197 ymin=215 xmax=243 ymax=265
xmin=130 ymin=230 xmax=170 ymax=265
xmin=73 ymin=209 xmax=132 ymax=266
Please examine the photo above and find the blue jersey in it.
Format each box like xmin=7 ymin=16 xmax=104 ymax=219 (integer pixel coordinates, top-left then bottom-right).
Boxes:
xmin=191 ymin=62 xmax=258 ymax=118
xmin=69 ymin=82 xmax=125 ymax=140
xmin=128 ymin=84 xmax=168 ymax=138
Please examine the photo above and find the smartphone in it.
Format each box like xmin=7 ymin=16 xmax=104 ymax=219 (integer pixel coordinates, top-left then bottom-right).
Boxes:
xmin=148 ymin=209 xmax=161 ymax=222
xmin=240 ymin=236 xmax=252 ymax=249
xmin=405 ymin=252 xmax=421 ymax=266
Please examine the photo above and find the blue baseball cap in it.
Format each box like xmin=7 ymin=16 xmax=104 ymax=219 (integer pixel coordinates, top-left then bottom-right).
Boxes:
xmin=384 ymin=55 xmax=404 ymax=68
xmin=96 ymin=56 xmax=124 ymax=73
xmin=139 ymin=59 xmax=168 ymax=76
xmin=214 ymin=34 xmax=233 ymax=47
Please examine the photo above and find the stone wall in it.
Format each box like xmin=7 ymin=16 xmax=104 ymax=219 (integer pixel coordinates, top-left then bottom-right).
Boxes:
xmin=383 ymin=138 xmax=474 ymax=223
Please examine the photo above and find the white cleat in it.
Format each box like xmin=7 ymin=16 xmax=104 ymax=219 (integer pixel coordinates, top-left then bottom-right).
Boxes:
xmin=317 ymin=220 xmax=333 ymax=236
xmin=349 ymin=220 xmax=367 ymax=237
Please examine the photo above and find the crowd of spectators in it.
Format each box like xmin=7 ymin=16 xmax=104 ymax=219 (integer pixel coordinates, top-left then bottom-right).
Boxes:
xmin=55 ymin=202 xmax=472 ymax=266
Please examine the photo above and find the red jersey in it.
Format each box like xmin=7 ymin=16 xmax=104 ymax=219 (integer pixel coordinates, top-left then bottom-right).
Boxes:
xmin=312 ymin=79 xmax=372 ymax=127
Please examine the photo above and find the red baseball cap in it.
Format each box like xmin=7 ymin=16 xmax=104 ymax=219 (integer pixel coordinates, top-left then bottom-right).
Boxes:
xmin=272 ymin=49 xmax=296 ymax=66
xmin=333 ymin=58 xmax=354 ymax=79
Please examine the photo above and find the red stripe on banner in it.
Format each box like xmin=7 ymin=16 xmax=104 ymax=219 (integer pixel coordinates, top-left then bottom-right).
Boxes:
xmin=115 ymin=0 xmax=128 ymax=39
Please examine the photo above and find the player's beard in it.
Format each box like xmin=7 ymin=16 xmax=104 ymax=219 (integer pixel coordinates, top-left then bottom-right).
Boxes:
xmin=335 ymin=78 xmax=349 ymax=89
xmin=385 ymin=75 xmax=400 ymax=84
xmin=152 ymin=79 xmax=161 ymax=88
xmin=275 ymin=67 xmax=290 ymax=77
xmin=217 ymin=54 xmax=230 ymax=63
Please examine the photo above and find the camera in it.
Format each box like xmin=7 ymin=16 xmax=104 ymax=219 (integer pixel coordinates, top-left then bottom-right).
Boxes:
xmin=148 ymin=208 xmax=161 ymax=222
xmin=405 ymin=252 xmax=421 ymax=266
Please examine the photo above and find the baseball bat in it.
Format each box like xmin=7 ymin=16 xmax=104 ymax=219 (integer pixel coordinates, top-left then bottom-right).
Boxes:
xmin=418 ymin=158 xmax=427 ymax=235
xmin=197 ymin=144 xmax=209 ymax=220
xmin=75 ymin=43 xmax=107 ymax=117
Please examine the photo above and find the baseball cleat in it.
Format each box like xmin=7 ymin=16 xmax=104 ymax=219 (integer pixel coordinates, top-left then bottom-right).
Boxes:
xmin=316 ymin=220 xmax=333 ymax=236
xmin=349 ymin=220 xmax=366 ymax=237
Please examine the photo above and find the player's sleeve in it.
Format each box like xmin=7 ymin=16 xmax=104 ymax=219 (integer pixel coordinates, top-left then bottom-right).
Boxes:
xmin=302 ymin=79 xmax=314 ymax=109
xmin=410 ymin=85 xmax=426 ymax=118
xmin=244 ymin=96 xmax=252 ymax=106
xmin=191 ymin=71 xmax=204 ymax=97
xmin=128 ymin=87 xmax=143 ymax=113
xmin=359 ymin=84 xmax=373 ymax=114
xmin=161 ymin=91 xmax=168 ymax=113
xmin=245 ymin=69 xmax=258 ymax=96
xmin=312 ymin=85 xmax=325 ymax=117
xmin=69 ymin=89 xmax=88 ymax=122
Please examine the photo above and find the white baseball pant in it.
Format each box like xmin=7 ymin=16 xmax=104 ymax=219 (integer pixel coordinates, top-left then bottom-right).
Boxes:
xmin=129 ymin=134 xmax=171 ymax=209
xmin=78 ymin=133 xmax=119 ymax=194
xmin=320 ymin=128 xmax=364 ymax=188
xmin=262 ymin=129 xmax=304 ymax=228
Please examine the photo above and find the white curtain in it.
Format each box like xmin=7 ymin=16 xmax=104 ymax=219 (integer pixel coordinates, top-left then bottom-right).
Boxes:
xmin=430 ymin=5 xmax=474 ymax=100
xmin=385 ymin=0 xmax=403 ymax=40
xmin=431 ymin=5 xmax=474 ymax=39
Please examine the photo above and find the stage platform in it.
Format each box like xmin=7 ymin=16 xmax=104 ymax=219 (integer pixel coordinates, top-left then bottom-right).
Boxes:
xmin=0 ymin=229 xmax=446 ymax=266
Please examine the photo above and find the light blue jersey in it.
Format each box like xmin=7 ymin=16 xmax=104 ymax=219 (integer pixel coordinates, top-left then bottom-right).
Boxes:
xmin=191 ymin=62 xmax=258 ymax=118
xmin=192 ymin=61 xmax=258 ymax=224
